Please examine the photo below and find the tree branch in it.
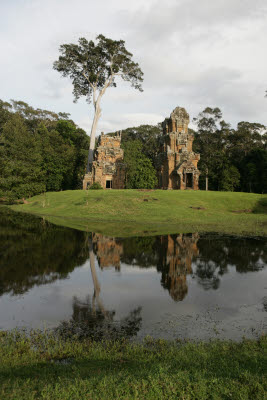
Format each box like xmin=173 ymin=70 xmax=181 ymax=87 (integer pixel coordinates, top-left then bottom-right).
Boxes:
xmin=98 ymin=73 xmax=115 ymax=99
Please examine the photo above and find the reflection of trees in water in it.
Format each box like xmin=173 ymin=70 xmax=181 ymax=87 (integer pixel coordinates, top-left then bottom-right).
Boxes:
xmin=56 ymin=235 xmax=142 ymax=340
xmin=120 ymin=236 xmax=159 ymax=268
xmin=93 ymin=233 xmax=266 ymax=300
xmin=91 ymin=233 xmax=199 ymax=301
xmin=193 ymin=260 xmax=221 ymax=290
xmin=193 ymin=235 xmax=266 ymax=290
xmin=192 ymin=238 xmax=229 ymax=290
xmin=1 ymin=207 xmax=266 ymax=306
xmin=55 ymin=295 xmax=142 ymax=341
xmin=0 ymin=209 xmax=88 ymax=296
xmin=89 ymin=232 xmax=266 ymax=300
xmin=197 ymin=235 xmax=266 ymax=273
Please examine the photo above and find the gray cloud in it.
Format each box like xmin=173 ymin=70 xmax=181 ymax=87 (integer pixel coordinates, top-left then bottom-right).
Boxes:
xmin=0 ymin=0 xmax=266 ymax=135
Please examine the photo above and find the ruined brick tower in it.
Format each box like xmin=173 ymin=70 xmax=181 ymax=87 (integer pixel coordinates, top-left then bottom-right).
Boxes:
xmin=83 ymin=132 xmax=126 ymax=189
xmin=157 ymin=107 xmax=200 ymax=190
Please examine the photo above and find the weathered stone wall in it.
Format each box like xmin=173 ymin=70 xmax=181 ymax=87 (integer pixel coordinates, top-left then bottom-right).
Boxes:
xmin=157 ymin=107 xmax=200 ymax=190
xmin=83 ymin=133 xmax=126 ymax=190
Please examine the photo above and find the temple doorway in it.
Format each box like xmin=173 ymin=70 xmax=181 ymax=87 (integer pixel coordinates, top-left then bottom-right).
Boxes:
xmin=186 ymin=173 xmax=193 ymax=188
xmin=106 ymin=180 xmax=113 ymax=189
xmin=171 ymin=173 xmax=180 ymax=189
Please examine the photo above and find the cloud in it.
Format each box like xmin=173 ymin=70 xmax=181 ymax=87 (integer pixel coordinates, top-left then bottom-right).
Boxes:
xmin=78 ymin=112 xmax=163 ymax=134
xmin=0 ymin=0 xmax=266 ymax=133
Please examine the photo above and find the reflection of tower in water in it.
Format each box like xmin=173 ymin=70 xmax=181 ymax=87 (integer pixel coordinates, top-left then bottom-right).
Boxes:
xmin=158 ymin=233 xmax=199 ymax=301
xmin=92 ymin=233 xmax=123 ymax=271
xmin=91 ymin=232 xmax=200 ymax=302
xmin=55 ymin=233 xmax=141 ymax=340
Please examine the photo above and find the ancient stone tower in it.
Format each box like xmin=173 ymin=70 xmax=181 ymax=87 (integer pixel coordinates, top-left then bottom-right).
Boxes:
xmin=157 ymin=107 xmax=200 ymax=190
xmin=83 ymin=132 xmax=126 ymax=189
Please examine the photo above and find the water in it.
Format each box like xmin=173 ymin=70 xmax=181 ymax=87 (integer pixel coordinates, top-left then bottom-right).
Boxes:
xmin=0 ymin=208 xmax=266 ymax=341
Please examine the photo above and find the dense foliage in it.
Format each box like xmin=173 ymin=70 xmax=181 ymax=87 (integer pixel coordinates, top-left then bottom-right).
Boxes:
xmin=0 ymin=100 xmax=89 ymax=200
xmin=108 ymin=125 xmax=160 ymax=189
xmin=0 ymin=208 xmax=88 ymax=296
xmin=122 ymin=140 xmax=157 ymax=189
xmin=109 ymin=124 xmax=162 ymax=189
xmin=1 ymin=99 xmax=266 ymax=198
xmin=193 ymin=107 xmax=267 ymax=192
xmin=110 ymin=109 xmax=266 ymax=193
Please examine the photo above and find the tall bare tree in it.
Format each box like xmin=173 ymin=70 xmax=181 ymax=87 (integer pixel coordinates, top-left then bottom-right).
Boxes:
xmin=53 ymin=35 xmax=144 ymax=172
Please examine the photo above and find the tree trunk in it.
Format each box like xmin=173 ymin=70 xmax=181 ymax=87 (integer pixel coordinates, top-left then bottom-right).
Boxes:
xmin=89 ymin=241 xmax=107 ymax=316
xmin=205 ymin=168 xmax=208 ymax=191
xmin=86 ymin=76 xmax=114 ymax=173
xmin=89 ymin=247 xmax=100 ymax=297
xmin=86 ymin=102 xmax=101 ymax=173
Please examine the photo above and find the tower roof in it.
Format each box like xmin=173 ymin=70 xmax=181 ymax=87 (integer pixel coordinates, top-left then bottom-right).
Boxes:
xmin=170 ymin=107 xmax=189 ymax=123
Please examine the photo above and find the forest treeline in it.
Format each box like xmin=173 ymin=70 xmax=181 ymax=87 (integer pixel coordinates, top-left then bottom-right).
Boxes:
xmin=112 ymin=107 xmax=267 ymax=193
xmin=0 ymin=100 xmax=266 ymax=199
xmin=0 ymin=100 xmax=89 ymax=200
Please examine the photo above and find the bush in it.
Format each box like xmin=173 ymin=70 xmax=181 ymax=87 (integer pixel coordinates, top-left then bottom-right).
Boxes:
xmin=88 ymin=182 xmax=103 ymax=190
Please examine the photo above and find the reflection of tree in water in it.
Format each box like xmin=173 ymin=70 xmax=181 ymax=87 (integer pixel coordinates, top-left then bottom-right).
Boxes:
xmin=120 ymin=236 xmax=159 ymax=268
xmin=156 ymin=234 xmax=199 ymax=301
xmin=56 ymin=235 xmax=142 ymax=340
xmin=95 ymin=232 xmax=266 ymax=300
xmin=193 ymin=260 xmax=221 ymax=290
xmin=91 ymin=232 xmax=266 ymax=300
xmin=1 ymin=206 xmax=266 ymax=308
xmin=56 ymin=296 xmax=142 ymax=341
xmin=91 ymin=233 xmax=199 ymax=301
xmin=0 ymin=208 xmax=89 ymax=296
xmin=193 ymin=235 xmax=267 ymax=290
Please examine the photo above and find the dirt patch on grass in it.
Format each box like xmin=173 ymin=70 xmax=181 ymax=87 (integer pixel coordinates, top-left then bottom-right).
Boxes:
xmin=143 ymin=197 xmax=159 ymax=202
xmin=190 ymin=206 xmax=206 ymax=210
xmin=232 ymin=209 xmax=252 ymax=214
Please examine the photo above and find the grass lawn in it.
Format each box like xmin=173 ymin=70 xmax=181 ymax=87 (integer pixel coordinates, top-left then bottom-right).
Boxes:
xmin=0 ymin=332 xmax=266 ymax=400
xmin=10 ymin=189 xmax=267 ymax=237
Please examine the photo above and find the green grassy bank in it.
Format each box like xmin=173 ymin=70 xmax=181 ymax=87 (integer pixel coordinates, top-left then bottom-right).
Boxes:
xmin=0 ymin=332 xmax=266 ymax=400
xmin=10 ymin=190 xmax=267 ymax=237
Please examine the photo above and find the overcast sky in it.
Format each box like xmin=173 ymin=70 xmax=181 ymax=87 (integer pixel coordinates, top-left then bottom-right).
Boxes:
xmin=1 ymin=0 xmax=266 ymax=135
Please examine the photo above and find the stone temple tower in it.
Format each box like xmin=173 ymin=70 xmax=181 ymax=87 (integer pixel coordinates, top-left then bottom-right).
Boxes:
xmin=83 ymin=132 xmax=126 ymax=190
xmin=157 ymin=107 xmax=200 ymax=190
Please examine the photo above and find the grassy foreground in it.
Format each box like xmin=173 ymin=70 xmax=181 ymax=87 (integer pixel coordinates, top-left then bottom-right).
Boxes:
xmin=0 ymin=332 xmax=266 ymax=400
xmin=10 ymin=189 xmax=267 ymax=237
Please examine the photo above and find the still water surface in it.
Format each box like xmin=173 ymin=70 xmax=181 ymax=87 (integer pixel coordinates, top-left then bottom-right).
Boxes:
xmin=0 ymin=209 xmax=266 ymax=341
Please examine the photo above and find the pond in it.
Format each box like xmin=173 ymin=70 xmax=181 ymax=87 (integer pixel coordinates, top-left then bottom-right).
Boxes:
xmin=0 ymin=208 xmax=266 ymax=341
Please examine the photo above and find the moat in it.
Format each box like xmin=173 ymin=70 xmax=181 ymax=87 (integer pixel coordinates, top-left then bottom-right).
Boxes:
xmin=0 ymin=208 xmax=266 ymax=341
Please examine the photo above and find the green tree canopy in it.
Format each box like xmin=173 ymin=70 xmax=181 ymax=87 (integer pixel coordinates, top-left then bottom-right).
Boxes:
xmin=0 ymin=114 xmax=45 ymax=199
xmin=122 ymin=140 xmax=157 ymax=189
xmin=193 ymin=107 xmax=266 ymax=193
xmin=53 ymin=35 xmax=144 ymax=171
xmin=0 ymin=99 xmax=89 ymax=199
xmin=108 ymin=124 xmax=162 ymax=167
